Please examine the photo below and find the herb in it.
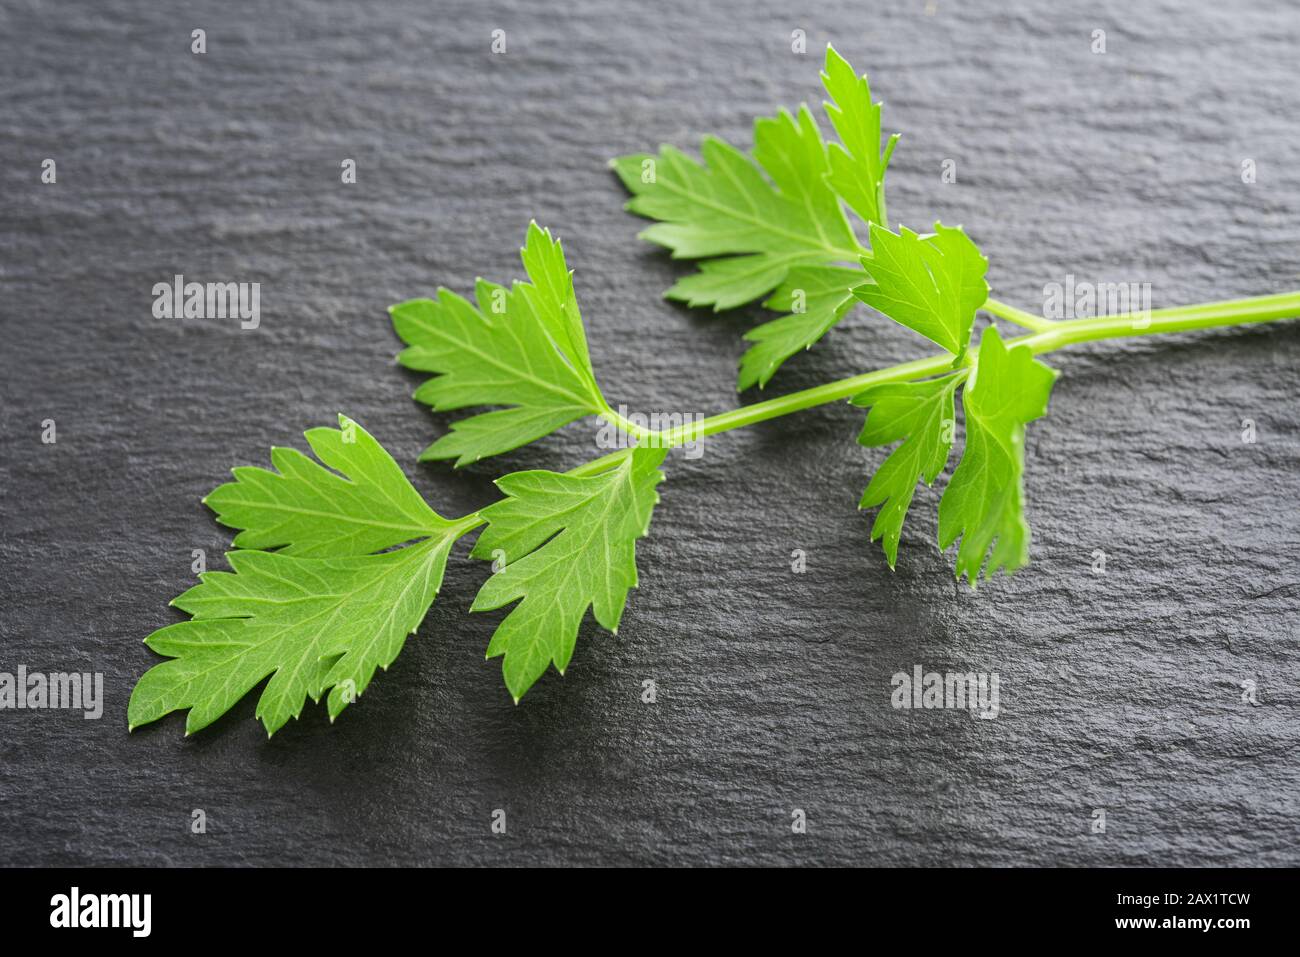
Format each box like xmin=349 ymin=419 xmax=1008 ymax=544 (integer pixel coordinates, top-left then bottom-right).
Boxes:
xmin=470 ymin=445 xmax=665 ymax=702
xmin=935 ymin=328 xmax=1057 ymax=580
xmin=852 ymin=370 xmax=964 ymax=568
xmin=132 ymin=46 xmax=1300 ymax=733
xmin=129 ymin=418 xmax=477 ymax=736
xmin=612 ymin=47 xmax=899 ymax=389
xmin=854 ymin=222 xmax=988 ymax=360
xmin=391 ymin=222 xmax=610 ymax=465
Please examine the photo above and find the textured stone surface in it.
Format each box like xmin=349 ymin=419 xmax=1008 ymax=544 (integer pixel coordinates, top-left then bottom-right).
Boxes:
xmin=1 ymin=0 xmax=1298 ymax=866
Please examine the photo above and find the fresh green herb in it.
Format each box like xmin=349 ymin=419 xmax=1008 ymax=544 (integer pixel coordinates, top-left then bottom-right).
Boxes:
xmin=852 ymin=370 xmax=964 ymax=568
xmin=391 ymin=222 xmax=611 ymax=465
xmin=741 ymin=265 xmax=861 ymax=390
xmin=129 ymin=417 xmax=478 ymax=737
xmin=854 ymin=222 xmax=989 ymax=360
xmin=935 ymin=328 xmax=1057 ymax=580
xmin=470 ymin=445 xmax=666 ymax=702
xmin=131 ymin=46 xmax=1300 ymax=735
xmin=612 ymin=47 xmax=900 ymax=390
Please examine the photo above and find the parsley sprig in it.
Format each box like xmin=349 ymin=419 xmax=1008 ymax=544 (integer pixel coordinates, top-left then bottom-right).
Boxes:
xmin=131 ymin=46 xmax=1300 ymax=735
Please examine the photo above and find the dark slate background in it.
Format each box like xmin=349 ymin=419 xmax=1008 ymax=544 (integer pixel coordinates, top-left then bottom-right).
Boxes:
xmin=2 ymin=0 xmax=1298 ymax=867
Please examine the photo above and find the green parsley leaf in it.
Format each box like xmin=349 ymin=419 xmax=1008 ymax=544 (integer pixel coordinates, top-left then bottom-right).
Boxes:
xmin=938 ymin=328 xmax=1057 ymax=582
xmin=614 ymin=45 xmax=899 ymax=386
xmin=821 ymin=44 xmax=900 ymax=231
xmin=391 ymin=222 xmax=609 ymax=466
xmin=739 ymin=265 xmax=862 ymax=390
xmin=852 ymin=371 xmax=965 ymax=567
xmin=469 ymin=445 xmax=666 ymax=702
xmin=612 ymin=58 xmax=870 ymax=308
xmin=853 ymin=222 xmax=989 ymax=358
xmin=611 ymin=109 xmax=856 ymax=311
xmin=202 ymin=415 xmax=448 ymax=558
xmin=129 ymin=416 xmax=476 ymax=736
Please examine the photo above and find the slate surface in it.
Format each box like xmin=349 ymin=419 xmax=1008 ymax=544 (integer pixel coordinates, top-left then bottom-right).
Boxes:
xmin=2 ymin=0 xmax=1298 ymax=867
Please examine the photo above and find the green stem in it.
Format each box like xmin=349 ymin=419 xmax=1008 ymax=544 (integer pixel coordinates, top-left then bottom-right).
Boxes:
xmin=983 ymin=297 xmax=1057 ymax=333
xmin=651 ymin=290 xmax=1300 ymax=447
xmin=458 ymin=290 xmax=1300 ymax=530
xmin=599 ymin=407 xmax=657 ymax=442
xmin=668 ymin=351 xmax=961 ymax=443
xmin=568 ymin=449 xmax=632 ymax=477
xmin=1012 ymin=291 xmax=1300 ymax=353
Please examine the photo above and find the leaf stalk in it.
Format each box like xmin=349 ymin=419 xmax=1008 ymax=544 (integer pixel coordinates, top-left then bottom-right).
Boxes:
xmin=640 ymin=290 xmax=1300 ymax=449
